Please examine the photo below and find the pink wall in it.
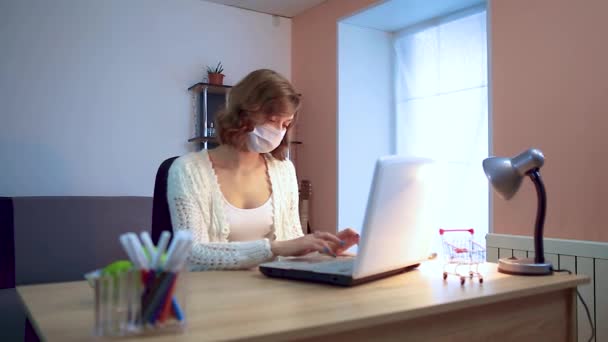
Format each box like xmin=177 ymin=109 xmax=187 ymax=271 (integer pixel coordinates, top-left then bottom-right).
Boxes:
xmin=294 ymin=0 xmax=608 ymax=243
xmin=491 ymin=0 xmax=608 ymax=242
xmin=292 ymin=0 xmax=380 ymax=233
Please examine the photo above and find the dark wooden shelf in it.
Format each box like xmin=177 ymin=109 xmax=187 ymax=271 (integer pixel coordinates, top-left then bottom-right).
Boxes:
xmin=188 ymin=82 xmax=232 ymax=94
xmin=188 ymin=136 xmax=218 ymax=143
xmin=187 ymin=136 xmax=303 ymax=145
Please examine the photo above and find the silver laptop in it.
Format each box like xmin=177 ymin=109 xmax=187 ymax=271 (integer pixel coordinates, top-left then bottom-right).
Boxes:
xmin=259 ymin=156 xmax=436 ymax=286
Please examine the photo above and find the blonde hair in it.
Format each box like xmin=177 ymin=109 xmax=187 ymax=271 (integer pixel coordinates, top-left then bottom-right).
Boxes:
xmin=215 ymin=69 xmax=301 ymax=160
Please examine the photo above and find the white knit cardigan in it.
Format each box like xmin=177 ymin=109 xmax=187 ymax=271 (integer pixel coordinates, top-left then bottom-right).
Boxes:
xmin=167 ymin=149 xmax=304 ymax=270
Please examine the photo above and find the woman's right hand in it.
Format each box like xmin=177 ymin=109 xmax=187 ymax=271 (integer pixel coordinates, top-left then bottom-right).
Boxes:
xmin=270 ymin=231 xmax=343 ymax=257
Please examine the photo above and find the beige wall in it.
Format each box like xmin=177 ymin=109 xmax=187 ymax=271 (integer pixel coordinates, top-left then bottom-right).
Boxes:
xmin=292 ymin=0 xmax=380 ymax=232
xmin=294 ymin=0 xmax=608 ymax=242
xmin=491 ymin=0 xmax=608 ymax=242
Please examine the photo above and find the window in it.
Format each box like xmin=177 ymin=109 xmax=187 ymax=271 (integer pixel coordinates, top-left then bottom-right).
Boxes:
xmin=394 ymin=9 xmax=488 ymax=244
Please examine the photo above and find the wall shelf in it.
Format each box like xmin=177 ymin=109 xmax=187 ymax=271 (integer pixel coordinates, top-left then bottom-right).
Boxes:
xmin=187 ymin=136 xmax=218 ymax=143
xmin=188 ymin=82 xmax=232 ymax=94
xmin=187 ymin=136 xmax=302 ymax=145
xmin=188 ymin=82 xmax=232 ymax=149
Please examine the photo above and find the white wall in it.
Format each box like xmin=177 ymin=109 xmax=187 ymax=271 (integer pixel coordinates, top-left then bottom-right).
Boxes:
xmin=0 ymin=0 xmax=291 ymax=196
xmin=337 ymin=23 xmax=392 ymax=235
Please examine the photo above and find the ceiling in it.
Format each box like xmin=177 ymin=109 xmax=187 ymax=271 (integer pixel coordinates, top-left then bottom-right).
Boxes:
xmin=204 ymin=0 xmax=327 ymax=18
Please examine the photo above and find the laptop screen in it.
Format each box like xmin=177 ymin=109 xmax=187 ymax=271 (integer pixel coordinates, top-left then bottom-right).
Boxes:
xmin=353 ymin=156 xmax=436 ymax=279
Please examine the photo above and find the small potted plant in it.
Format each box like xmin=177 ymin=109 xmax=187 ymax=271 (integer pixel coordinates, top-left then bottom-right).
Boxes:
xmin=206 ymin=62 xmax=225 ymax=85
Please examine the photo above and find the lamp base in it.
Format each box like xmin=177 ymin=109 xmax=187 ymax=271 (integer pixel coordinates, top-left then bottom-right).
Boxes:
xmin=498 ymin=257 xmax=553 ymax=276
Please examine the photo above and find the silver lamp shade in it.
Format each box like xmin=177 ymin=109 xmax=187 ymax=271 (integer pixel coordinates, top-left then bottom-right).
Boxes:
xmin=482 ymin=149 xmax=545 ymax=200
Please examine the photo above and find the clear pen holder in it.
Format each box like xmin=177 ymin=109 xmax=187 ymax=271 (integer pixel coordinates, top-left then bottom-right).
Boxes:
xmin=93 ymin=269 xmax=187 ymax=337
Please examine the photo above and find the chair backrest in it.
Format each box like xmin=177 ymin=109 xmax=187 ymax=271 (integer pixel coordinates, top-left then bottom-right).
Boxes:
xmin=0 ymin=197 xmax=16 ymax=289
xmin=151 ymin=157 xmax=179 ymax=245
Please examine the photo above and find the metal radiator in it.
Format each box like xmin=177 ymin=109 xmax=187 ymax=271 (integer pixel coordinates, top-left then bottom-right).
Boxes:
xmin=487 ymin=234 xmax=608 ymax=342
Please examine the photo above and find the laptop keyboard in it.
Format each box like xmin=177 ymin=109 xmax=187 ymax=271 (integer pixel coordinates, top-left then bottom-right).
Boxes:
xmin=310 ymin=259 xmax=354 ymax=274
xmin=270 ymin=255 xmax=355 ymax=275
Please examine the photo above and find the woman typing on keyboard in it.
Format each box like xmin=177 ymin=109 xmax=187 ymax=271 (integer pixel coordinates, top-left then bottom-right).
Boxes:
xmin=167 ymin=69 xmax=358 ymax=271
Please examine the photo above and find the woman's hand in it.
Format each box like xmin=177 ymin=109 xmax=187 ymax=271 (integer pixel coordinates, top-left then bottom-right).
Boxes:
xmin=334 ymin=228 xmax=360 ymax=255
xmin=270 ymin=229 xmax=360 ymax=257
xmin=270 ymin=231 xmax=343 ymax=257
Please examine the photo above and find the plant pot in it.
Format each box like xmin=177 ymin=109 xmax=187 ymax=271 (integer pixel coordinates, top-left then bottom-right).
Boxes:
xmin=208 ymin=73 xmax=224 ymax=85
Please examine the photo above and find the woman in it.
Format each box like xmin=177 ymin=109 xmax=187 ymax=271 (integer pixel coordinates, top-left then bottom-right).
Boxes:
xmin=168 ymin=69 xmax=359 ymax=270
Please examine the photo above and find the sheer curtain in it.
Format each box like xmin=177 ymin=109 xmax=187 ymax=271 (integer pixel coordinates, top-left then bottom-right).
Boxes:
xmin=394 ymin=9 xmax=488 ymax=245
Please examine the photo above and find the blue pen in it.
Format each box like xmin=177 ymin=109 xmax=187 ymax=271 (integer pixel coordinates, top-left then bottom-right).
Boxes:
xmin=172 ymin=297 xmax=184 ymax=322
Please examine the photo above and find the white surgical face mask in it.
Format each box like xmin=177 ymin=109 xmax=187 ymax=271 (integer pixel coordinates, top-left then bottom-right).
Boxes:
xmin=247 ymin=123 xmax=286 ymax=153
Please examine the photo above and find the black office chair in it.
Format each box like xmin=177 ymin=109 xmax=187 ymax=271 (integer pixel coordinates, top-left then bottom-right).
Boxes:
xmin=151 ymin=156 xmax=179 ymax=245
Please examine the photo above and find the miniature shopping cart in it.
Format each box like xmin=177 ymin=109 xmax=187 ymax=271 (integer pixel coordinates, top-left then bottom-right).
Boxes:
xmin=439 ymin=228 xmax=485 ymax=285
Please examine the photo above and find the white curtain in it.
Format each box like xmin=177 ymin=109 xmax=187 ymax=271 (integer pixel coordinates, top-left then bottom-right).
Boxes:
xmin=394 ymin=10 xmax=488 ymax=244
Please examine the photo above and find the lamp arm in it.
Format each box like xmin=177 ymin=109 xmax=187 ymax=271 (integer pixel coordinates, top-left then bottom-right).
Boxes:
xmin=528 ymin=169 xmax=546 ymax=264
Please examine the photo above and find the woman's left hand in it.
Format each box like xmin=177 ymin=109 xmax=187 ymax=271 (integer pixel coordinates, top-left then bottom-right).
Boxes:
xmin=333 ymin=228 xmax=360 ymax=255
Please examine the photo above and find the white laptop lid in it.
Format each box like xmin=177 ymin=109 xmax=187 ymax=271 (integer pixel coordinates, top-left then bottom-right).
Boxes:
xmin=352 ymin=156 xmax=436 ymax=279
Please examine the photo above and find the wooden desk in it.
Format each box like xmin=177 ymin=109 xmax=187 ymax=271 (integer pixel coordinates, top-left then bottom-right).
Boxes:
xmin=17 ymin=262 xmax=587 ymax=341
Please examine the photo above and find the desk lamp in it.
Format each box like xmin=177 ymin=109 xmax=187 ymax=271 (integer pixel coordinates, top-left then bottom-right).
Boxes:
xmin=483 ymin=148 xmax=552 ymax=275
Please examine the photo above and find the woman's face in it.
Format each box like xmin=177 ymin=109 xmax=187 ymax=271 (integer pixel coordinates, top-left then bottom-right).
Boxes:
xmin=267 ymin=113 xmax=294 ymax=130
xmin=255 ymin=101 xmax=296 ymax=130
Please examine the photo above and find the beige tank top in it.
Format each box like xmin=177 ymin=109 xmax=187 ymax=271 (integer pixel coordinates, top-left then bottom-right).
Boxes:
xmin=223 ymin=196 xmax=273 ymax=242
